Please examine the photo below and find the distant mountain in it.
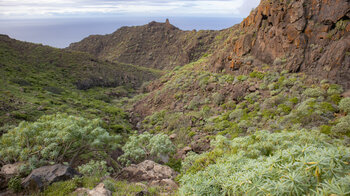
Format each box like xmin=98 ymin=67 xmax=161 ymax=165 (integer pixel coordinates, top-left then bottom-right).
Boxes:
xmin=67 ymin=19 xmax=224 ymax=70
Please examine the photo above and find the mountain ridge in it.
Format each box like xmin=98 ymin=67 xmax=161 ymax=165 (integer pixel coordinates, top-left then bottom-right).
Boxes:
xmin=67 ymin=20 xmax=229 ymax=70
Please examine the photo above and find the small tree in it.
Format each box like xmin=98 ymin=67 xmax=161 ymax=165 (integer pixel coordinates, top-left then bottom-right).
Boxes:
xmin=0 ymin=113 xmax=121 ymax=166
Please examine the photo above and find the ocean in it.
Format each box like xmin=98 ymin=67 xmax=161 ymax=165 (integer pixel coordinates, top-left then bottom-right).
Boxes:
xmin=0 ymin=16 xmax=242 ymax=48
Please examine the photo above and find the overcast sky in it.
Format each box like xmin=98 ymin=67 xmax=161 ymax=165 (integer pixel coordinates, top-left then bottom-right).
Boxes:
xmin=0 ymin=0 xmax=261 ymax=19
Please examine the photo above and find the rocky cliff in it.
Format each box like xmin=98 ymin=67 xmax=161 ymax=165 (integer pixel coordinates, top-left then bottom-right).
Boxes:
xmin=211 ymin=0 xmax=350 ymax=89
xmin=68 ymin=20 xmax=222 ymax=70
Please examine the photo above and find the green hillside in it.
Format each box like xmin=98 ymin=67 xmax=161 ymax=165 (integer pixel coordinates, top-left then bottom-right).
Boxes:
xmin=0 ymin=34 xmax=162 ymax=133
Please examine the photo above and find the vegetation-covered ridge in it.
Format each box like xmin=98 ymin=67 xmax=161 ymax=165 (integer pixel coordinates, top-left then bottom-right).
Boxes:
xmin=0 ymin=34 xmax=161 ymax=130
xmin=68 ymin=20 xmax=232 ymax=70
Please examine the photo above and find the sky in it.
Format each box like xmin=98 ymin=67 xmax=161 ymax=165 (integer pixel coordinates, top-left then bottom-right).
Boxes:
xmin=0 ymin=0 xmax=260 ymax=48
xmin=0 ymin=0 xmax=260 ymax=19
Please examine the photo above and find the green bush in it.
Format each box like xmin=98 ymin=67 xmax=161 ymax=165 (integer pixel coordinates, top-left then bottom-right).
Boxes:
xmin=118 ymin=132 xmax=175 ymax=165
xmin=303 ymin=87 xmax=324 ymax=98
xmin=78 ymin=160 xmax=112 ymax=177
xmin=212 ymin=93 xmax=225 ymax=106
xmin=8 ymin=176 xmax=22 ymax=192
xmin=327 ymin=84 xmax=343 ymax=96
xmin=249 ymin=71 xmax=265 ymax=80
xmin=331 ymin=115 xmax=350 ymax=135
xmin=103 ymin=179 xmax=117 ymax=192
xmin=339 ymin=97 xmax=350 ymax=114
xmin=0 ymin=113 xmax=121 ymax=166
xmin=179 ymin=130 xmax=350 ymax=195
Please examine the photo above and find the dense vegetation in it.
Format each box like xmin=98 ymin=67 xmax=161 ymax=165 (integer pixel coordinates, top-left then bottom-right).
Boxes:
xmin=180 ymin=130 xmax=350 ymax=195
xmin=0 ymin=114 xmax=121 ymax=167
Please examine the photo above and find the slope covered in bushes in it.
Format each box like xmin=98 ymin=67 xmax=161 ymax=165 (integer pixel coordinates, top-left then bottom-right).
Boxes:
xmin=180 ymin=130 xmax=350 ymax=195
xmin=0 ymin=34 xmax=161 ymax=131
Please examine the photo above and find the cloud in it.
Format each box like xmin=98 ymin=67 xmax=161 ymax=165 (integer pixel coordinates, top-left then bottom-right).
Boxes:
xmin=0 ymin=0 xmax=261 ymax=18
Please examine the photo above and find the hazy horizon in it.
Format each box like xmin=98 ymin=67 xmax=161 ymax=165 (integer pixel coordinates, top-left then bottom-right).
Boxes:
xmin=0 ymin=0 xmax=259 ymax=48
xmin=0 ymin=16 xmax=243 ymax=48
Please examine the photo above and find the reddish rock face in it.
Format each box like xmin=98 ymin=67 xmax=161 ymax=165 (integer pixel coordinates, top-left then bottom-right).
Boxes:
xmin=214 ymin=0 xmax=350 ymax=89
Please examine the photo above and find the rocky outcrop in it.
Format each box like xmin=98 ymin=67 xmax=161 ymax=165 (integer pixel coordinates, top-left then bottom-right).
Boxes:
xmin=68 ymin=20 xmax=221 ymax=70
xmin=214 ymin=0 xmax=350 ymax=89
xmin=22 ymin=164 xmax=81 ymax=191
xmin=0 ymin=163 xmax=23 ymax=191
xmin=118 ymin=160 xmax=177 ymax=190
xmin=74 ymin=183 xmax=112 ymax=196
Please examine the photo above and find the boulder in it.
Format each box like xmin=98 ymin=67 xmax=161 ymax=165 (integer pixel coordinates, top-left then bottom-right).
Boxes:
xmin=150 ymin=179 xmax=178 ymax=191
xmin=0 ymin=163 xmax=23 ymax=177
xmin=22 ymin=164 xmax=81 ymax=191
xmin=118 ymin=160 xmax=177 ymax=186
xmin=169 ymin=134 xmax=177 ymax=140
xmin=175 ymin=146 xmax=193 ymax=159
xmin=0 ymin=162 xmax=24 ymax=191
xmin=74 ymin=183 xmax=112 ymax=196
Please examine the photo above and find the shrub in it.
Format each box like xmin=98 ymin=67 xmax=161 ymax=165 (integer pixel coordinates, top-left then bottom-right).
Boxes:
xmin=78 ymin=160 xmax=112 ymax=177
xmin=0 ymin=113 xmax=121 ymax=166
xmin=103 ymin=179 xmax=117 ymax=192
xmin=236 ymin=75 xmax=248 ymax=82
xmin=212 ymin=93 xmax=225 ymax=106
xmin=179 ymin=130 xmax=350 ymax=195
xmin=339 ymin=97 xmax=350 ymax=114
xmin=327 ymin=84 xmax=343 ymax=96
xmin=331 ymin=115 xmax=350 ymax=135
xmin=8 ymin=176 xmax=22 ymax=192
xmin=303 ymin=87 xmax=324 ymax=98
xmin=118 ymin=132 xmax=175 ymax=165
xmin=249 ymin=71 xmax=265 ymax=80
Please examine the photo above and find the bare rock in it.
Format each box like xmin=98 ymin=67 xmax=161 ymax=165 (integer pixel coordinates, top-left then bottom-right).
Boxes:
xmin=89 ymin=183 xmax=112 ymax=196
xmin=249 ymin=86 xmax=257 ymax=92
xmin=0 ymin=162 xmax=24 ymax=191
xmin=22 ymin=164 xmax=81 ymax=191
xmin=74 ymin=183 xmax=112 ymax=196
xmin=169 ymin=134 xmax=177 ymax=140
xmin=118 ymin=160 xmax=177 ymax=184
xmin=174 ymin=146 xmax=193 ymax=159
xmin=0 ymin=162 xmax=23 ymax=177
xmin=342 ymin=90 xmax=350 ymax=98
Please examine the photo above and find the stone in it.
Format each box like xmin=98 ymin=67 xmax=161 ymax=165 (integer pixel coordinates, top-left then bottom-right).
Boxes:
xmin=89 ymin=183 xmax=112 ymax=196
xmin=249 ymin=86 xmax=257 ymax=92
xmin=0 ymin=162 xmax=24 ymax=191
xmin=169 ymin=134 xmax=177 ymax=140
xmin=0 ymin=162 xmax=23 ymax=177
xmin=74 ymin=183 xmax=112 ymax=196
xmin=22 ymin=164 xmax=81 ymax=191
xmin=118 ymin=160 xmax=177 ymax=184
xmin=342 ymin=90 xmax=350 ymax=98
xmin=159 ymin=179 xmax=178 ymax=191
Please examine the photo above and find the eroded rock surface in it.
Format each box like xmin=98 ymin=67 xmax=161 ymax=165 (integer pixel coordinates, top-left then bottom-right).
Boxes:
xmin=118 ymin=160 xmax=177 ymax=189
xmin=22 ymin=164 xmax=80 ymax=191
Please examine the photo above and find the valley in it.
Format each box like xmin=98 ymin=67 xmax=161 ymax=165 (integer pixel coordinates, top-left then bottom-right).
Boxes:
xmin=0 ymin=0 xmax=350 ymax=195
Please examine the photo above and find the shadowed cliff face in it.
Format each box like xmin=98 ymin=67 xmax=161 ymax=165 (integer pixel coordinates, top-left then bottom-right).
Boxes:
xmin=211 ymin=0 xmax=350 ymax=89
xmin=67 ymin=20 xmax=221 ymax=70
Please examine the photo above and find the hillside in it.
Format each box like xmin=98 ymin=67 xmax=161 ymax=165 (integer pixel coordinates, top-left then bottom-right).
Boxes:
xmin=0 ymin=34 xmax=161 ymax=131
xmin=67 ymin=19 xmax=226 ymax=70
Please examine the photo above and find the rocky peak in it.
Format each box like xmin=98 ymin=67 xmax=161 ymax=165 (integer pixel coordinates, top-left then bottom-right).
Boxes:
xmin=213 ymin=0 xmax=350 ymax=89
xmin=67 ymin=20 xmax=219 ymax=70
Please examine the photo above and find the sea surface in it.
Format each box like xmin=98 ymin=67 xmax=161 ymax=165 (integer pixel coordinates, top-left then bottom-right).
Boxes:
xmin=0 ymin=16 xmax=242 ymax=48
